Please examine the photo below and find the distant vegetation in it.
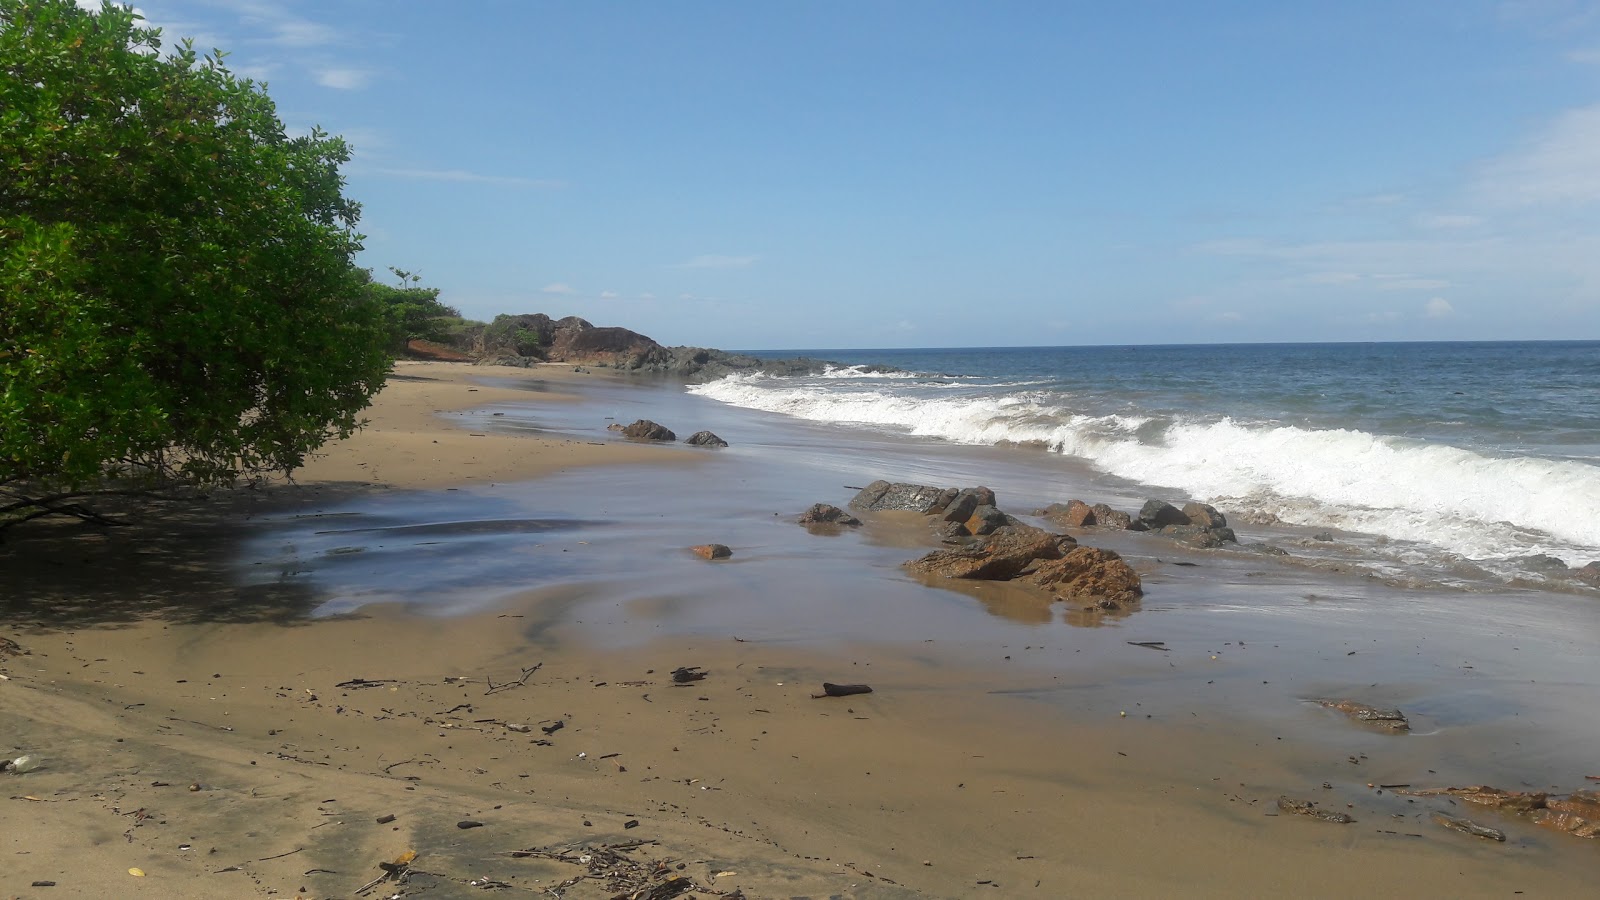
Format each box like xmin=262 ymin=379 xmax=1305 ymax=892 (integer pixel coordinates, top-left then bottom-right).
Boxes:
xmin=0 ymin=0 xmax=417 ymax=528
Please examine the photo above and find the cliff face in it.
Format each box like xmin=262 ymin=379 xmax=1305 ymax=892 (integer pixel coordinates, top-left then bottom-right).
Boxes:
xmin=454 ymin=313 xmax=895 ymax=381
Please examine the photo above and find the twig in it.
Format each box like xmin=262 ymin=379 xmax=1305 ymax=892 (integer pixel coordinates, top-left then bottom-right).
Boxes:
xmin=484 ymin=662 xmax=542 ymax=696
xmin=257 ymin=847 xmax=303 ymax=862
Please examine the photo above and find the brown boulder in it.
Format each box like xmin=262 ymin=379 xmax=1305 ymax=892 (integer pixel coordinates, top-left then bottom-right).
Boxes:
xmin=942 ymin=487 xmax=996 ymax=524
xmin=1182 ymin=502 xmax=1227 ymax=529
xmin=690 ymin=544 xmax=732 ymax=560
xmin=684 ymin=430 xmax=728 ymax=447
xmin=620 ymin=419 xmax=676 ymax=441
xmin=904 ymin=526 xmax=1066 ymax=581
xmin=1039 ymin=500 xmax=1096 ymax=527
xmin=1575 ymin=562 xmax=1600 ymax=587
xmin=1090 ymin=503 xmax=1133 ymax=530
xmin=1136 ymin=499 xmax=1190 ymax=530
xmin=1021 ymin=546 xmax=1142 ymax=608
xmin=1316 ymin=699 xmax=1409 ymax=732
xmin=848 ymin=480 xmax=951 ymax=514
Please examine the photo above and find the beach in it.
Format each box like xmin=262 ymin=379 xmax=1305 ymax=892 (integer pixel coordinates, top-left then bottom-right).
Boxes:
xmin=3 ymin=360 xmax=1598 ymax=899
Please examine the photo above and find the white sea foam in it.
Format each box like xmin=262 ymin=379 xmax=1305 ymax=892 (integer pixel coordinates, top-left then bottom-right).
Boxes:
xmin=689 ymin=374 xmax=1600 ymax=564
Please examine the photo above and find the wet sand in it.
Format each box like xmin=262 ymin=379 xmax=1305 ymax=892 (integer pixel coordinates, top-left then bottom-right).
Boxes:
xmin=3 ymin=362 xmax=1598 ymax=899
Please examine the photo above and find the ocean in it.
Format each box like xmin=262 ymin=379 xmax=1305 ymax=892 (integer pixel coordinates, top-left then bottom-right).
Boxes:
xmin=686 ymin=341 xmax=1600 ymax=583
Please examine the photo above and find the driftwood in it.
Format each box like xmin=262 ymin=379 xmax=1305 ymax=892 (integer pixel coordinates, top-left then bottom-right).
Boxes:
xmin=812 ymin=683 xmax=873 ymax=698
xmin=671 ymin=666 xmax=707 ymax=684
xmin=484 ymin=663 xmax=541 ymax=695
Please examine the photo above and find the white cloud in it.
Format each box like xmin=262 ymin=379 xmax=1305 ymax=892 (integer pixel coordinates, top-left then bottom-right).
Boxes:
xmin=638 ymin=293 xmax=656 ymax=300
xmin=365 ymin=168 xmax=562 ymax=189
xmin=1569 ymin=46 xmax=1600 ymax=63
xmin=541 ymin=283 xmax=576 ymax=295
xmin=1476 ymin=103 xmax=1600 ymax=206
xmin=1302 ymin=271 xmax=1363 ymax=285
xmin=672 ymin=254 xmax=759 ymax=269
xmin=599 ymin=290 xmax=619 ymax=299
xmin=1425 ymin=297 xmax=1456 ymax=318
xmin=315 ymin=67 xmax=372 ymax=90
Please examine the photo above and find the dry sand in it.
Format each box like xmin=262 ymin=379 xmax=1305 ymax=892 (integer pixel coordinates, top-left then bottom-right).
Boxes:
xmin=2 ymin=362 xmax=1596 ymax=899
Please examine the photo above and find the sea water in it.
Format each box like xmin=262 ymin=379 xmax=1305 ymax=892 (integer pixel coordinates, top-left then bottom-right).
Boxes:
xmin=689 ymin=341 xmax=1600 ymax=579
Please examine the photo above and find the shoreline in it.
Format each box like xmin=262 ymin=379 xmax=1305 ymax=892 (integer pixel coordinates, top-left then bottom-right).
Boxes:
xmin=3 ymin=362 xmax=1598 ymax=898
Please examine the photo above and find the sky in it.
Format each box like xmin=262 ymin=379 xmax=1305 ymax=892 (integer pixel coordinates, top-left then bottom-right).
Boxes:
xmin=78 ymin=0 xmax=1600 ymax=349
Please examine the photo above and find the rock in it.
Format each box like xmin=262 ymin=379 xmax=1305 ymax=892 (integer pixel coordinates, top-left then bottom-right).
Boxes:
xmin=1311 ymin=530 xmax=1335 ymax=542
xmin=1276 ymin=796 xmax=1354 ymax=824
xmin=942 ymin=487 xmax=995 ymax=524
xmin=1431 ymin=813 xmax=1506 ymax=841
xmin=1396 ymin=786 xmax=1549 ymax=813
xmin=690 ymin=544 xmax=732 ymax=560
xmin=1090 ymin=503 xmax=1133 ymax=530
xmin=620 ymin=419 xmax=676 ymax=441
xmin=848 ymin=480 xmax=951 ymax=514
xmin=1181 ymin=502 xmax=1227 ymax=529
xmin=904 ymin=525 xmax=1066 ymax=581
xmin=1534 ymin=791 xmax=1600 ymax=838
xmin=1249 ymin=543 xmax=1290 ymax=556
xmin=936 ymin=521 xmax=971 ymax=543
xmin=1575 ymin=562 xmax=1600 ymax=587
xmin=1136 ymin=499 xmax=1190 ymax=530
xmin=965 ymin=505 xmax=1015 ymax=536
xmin=1039 ymin=499 xmax=1096 ymax=527
xmin=1021 ymin=547 xmax=1142 ymax=608
xmin=1518 ymin=554 xmax=1570 ymax=573
xmin=797 ymin=504 xmax=862 ymax=528
xmin=1159 ymin=524 xmax=1226 ymax=549
xmin=1317 ymin=699 xmax=1409 ymax=732
xmin=684 ymin=430 xmax=728 ymax=447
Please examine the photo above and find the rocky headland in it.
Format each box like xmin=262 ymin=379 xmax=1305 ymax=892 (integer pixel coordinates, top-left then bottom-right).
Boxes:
xmin=432 ymin=312 xmax=898 ymax=380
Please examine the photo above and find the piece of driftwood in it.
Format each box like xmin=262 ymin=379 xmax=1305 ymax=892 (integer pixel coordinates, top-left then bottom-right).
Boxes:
xmin=671 ymin=666 xmax=707 ymax=684
xmin=812 ymin=683 xmax=873 ymax=698
xmin=485 ymin=663 xmax=542 ymax=696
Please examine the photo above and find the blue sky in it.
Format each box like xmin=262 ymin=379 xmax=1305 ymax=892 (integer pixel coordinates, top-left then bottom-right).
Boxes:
xmin=93 ymin=0 xmax=1600 ymax=349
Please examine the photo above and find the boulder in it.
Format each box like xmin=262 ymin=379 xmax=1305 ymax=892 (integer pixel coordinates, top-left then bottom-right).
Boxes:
xmin=936 ymin=521 xmax=971 ymax=543
xmin=1159 ymin=524 xmax=1238 ymax=549
xmin=1037 ymin=500 xmax=1101 ymax=527
xmin=690 ymin=544 xmax=732 ymax=560
xmin=904 ymin=525 xmax=1067 ymax=581
xmin=1020 ymin=547 xmax=1142 ymax=608
xmin=1575 ymin=562 xmax=1600 ymax=587
xmin=1182 ymin=502 xmax=1227 ymax=529
xmin=620 ymin=419 xmax=676 ymax=441
xmin=848 ymin=480 xmax=951 ymax=514
xmin=965 ymin=504 xmax=1014 ymax=536
xmin=684 ymin=430 xmax=728 ymax=447
xmin=942 ymin=487 xmax=996 ymax=524
xmin=1537 ymin=791 xmax=1600 ymax=838
xmin=1136 ymin=499 xmax=1190 ymax=530
xmin=797 ymin=504 xmax=861 ymax=528
xmin=1090 ymin=503 xmax=1133 ymax=530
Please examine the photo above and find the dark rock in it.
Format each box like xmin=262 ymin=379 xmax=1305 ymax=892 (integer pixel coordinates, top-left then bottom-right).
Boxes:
xmin=1181 ymin=502 xmax=1227 ymax=529
xmin=942 ymin=487 xmax=994 ymax=524
xmin=1518 ymin=554 xmax=1569 ymax=573
xmin=1432 ymin=813 xmax=1506 ymax=841
xmin=1574 ymin=562 xmax=1600 ymax=587
xmin=1090 ymin=503 xmax=1134 ymax=530
xmin=620 ymin=419 xmax=676 ymax=441
xmin=798 ymin=504 xmax=862 ymax=528
xmin=684 ymin=430 xmax=728 ymax=447
xmin=1020 ymin=547 xmax=1142 ymax=608
xmin=904 ymin=525 xmax=1066 ymax=581
xmin=1317 ymin=699 xmax=1409 ymax=732
xmin=1311 ymin=530 xmax=1335 ymax=542
xmin=965 ymin=505 xmax=1015 ymax=536
xmin=1277 ymin=797 xmax=1354 ymax=824
xmin=690 ymin=544 xmax=732 ymax=560
xmin=936 ymin=521 xmax=972 ymax=543
xmin=848 ymin=480 xmax=950 ymax=514
xmin=1249 ymin=543 xmax=1290 ymax=557
xmin=1137 ymin=499 xmax=1190 ymax=530
xmin=1159 ymin=524 xmax=1224 ymax=549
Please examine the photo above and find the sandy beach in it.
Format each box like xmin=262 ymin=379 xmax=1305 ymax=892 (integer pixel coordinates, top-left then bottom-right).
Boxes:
xmin=3 ymin=362 xmax=1597 ymax=899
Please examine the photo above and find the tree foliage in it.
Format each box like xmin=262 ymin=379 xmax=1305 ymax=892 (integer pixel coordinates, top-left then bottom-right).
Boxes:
xmin=0 ymin=0 xmax=391 ymax=517
xmin=366 ymin=267 xmax=462 ymax=352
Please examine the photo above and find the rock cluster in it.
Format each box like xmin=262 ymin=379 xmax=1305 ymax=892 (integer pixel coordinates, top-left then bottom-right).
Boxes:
xmin=1037 ymin=497 xmax=1238 ymax=549
xmin=1395 ymin=786 xmax=1600 ymax=840
xmin=607 ymin=420 xmax=728 ymax=448
xmin=839 ymin=480 xmax=1143 ymax=610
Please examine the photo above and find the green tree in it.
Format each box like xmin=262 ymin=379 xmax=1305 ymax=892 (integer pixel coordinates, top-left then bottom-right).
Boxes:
xmin=0 ymin=0 xmax=390 ymax=526
xmin=366 ymin=267 xmax=462 ymax=353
